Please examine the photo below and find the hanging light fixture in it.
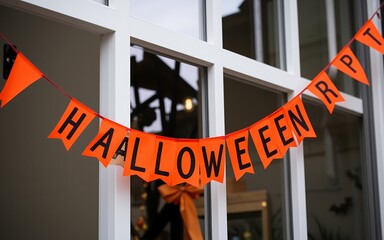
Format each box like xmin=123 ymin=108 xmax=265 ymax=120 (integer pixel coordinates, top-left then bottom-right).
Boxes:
xmin=184 ymin=97 xmax=194 ymax=112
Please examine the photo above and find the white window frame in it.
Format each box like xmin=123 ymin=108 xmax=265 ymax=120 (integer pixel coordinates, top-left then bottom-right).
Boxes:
xmin=2 ymin=0 xmax=383 ymax=239
xmin=367 ymin=1 xmax=384 ymax=237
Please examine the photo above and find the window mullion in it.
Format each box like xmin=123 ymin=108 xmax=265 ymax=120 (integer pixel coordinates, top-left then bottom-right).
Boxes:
xmin=205 ymin=64 xmax=227 ymax=240
xmin=205 ymin=0 xmax=223 ymax=47
xmin=367 ymin=1 xmax=384 ymax=238
xmin=205 ymin=1 xmax=227 ymax=240
xmin=283 ymin=0 xmax=309 ymax=239
xmin=283 ymin=0 xmax=302 ymax=76
xmin=99 ymin=33 xmax=131 ymax=240
xmin=99 ymin=0 xmax=131 ymax=239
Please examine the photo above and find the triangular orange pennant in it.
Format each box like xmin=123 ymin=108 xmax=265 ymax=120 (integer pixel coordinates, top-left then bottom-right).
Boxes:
xmin=308 ymin=71 xmax=345 ymax=113
xmin=249 ymin=117 xmax=282 ymax=169
xmin=122 ymin=129 xmax=156 ymax=182
xmin=48 ymin=99 xmax=96 ymax=150
xmin=82 ymin=119 xmax=128 ymax=167
xmin=283 ymin=96 xmax=316 ymax=144
xmin=147 ymin=136 xmax=177 ymax=186
xmin=0 ymin=53 xmax=43 ymax=107
xmin=199 ymin=136 xmax=226 ymax=186
xmin=269 ymin=109 xmax=297 ymax=155
xmin=226 ymin=129 xmax=254 ymax=181
xmin=110 ymin=135 xmax=129 ymax=167
xmin=172 ymin=139 xmax=200 ymax=188
xmin=355 ymin=20 xmax=384 ymax=54
xmin=332 ymin=46 xmax=369 ymax=85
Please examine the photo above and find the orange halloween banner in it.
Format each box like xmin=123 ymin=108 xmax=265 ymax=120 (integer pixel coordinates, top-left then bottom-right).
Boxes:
xmin=226 ymin=129 xmax=254 ymax=180
xmin=110 ymin=135 xmax=128 ymax=167
xmin=0 ymin=7 xmax=384 ymax=185
xmin=172 ymin=139 xmax=201 ymax=188
xmin=49 ymin=99 xmax=96 ymax=150
xmin=0 ymin=53 xmax=42 ymax=107
xmin=269 ymin=108 xmax=297 ymax=154
xmin=283 ymin=96 xmax=316 ymax=144
xmin=123 ymin=129 xmax=156 ymax=182
xmin=356 ymin=20 xmax=384 ymax=54
xmin=307 ymin=71 xmax=345 ymax=113
xmin=148 ymin=135 xmax=177 ymax=185
xmin=82 ymin=118 xmax=128 ymax=167
xmin=249 ymin=108 xmax=299 ymax=169
xmin=249 ymin=117 xmax=282 ymax=169
xmin=332 ymin=46 xmax=370 ymax=85
xmin=199 ymin=136 xmax=225 ymax=185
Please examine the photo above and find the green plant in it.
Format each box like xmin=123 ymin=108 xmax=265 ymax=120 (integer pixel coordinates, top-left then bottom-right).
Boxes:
xmin=308 ymin=217 xmax=350 ymax=240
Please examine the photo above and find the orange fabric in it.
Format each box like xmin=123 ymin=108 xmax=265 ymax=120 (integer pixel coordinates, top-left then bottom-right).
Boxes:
xmin=122 ymin=129 xmax=156 ymax=182
xmin=249 ymin=117 xmax=282 ymax=169
xmin=147 ymin=136 xmax=177 ymax=185
xmin=173 ymin=140 xmax=200 ymax=188
xmin=226 ymin=129 xmax=254 ymax=180
xmin=199 ymin=136 xmax=226 ymax=186
xmin=0 ymin=53 xmax=42 ymax=107
xmin=158 ymin=184 xmax=203 ymax=240
xmin=48 ymin=99 xmax=96 ymax=150
xmin=110 ymin=135 xmax=128 ymax=167
xmin=332 ymin=46 xmax=369 ymax=85
xmin=82 ymin=119 xmax=128 ymax=167
xmin=308 ymin=71 xmax=345 ymax=113
xmin=270 ymin=108 xmax=297 ymax=155
xmin=356 ymin=20 xmax=384 ymax=54
xmin=283 ymin=96 xmax=316 ymax=144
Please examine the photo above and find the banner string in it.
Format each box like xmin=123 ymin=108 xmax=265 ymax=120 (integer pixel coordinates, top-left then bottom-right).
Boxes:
xmin=244 ymin=1 xmax=384 ymax=136
xmin=0 ymin=32 xmax=107 ymax=120
xmin=296 ymin=0 xmax=384 ymax=98
xmin=225 ymin=2 xmax=384 ymax=137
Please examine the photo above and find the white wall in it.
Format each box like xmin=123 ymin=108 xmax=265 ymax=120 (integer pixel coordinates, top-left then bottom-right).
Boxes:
xmin=0 ymin=5 xmax=100 ymax=239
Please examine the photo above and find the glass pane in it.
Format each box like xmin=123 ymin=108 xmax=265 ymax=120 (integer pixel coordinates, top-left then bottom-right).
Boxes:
xmin=224 ymin=76 xmax=287 ymax=240
xmin=304 ymin=102 xmax=366 ymax=239
xmin=130 ymin=0 xmax=204 ymax=40
xmin=298 ymin=0 xmax=361 ymax=97
xmin=129 ymin=46 xmax=204 ymax=239
xmin=222 ymin=0 xmax=281 ymax=68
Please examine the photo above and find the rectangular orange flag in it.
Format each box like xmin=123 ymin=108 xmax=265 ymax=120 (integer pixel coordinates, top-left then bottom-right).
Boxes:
xmin=48 ymin=99 xmax=96 ymax=150
xmin=283 ymin=96 xmax=316 ymax=144
xmin=82 ymin=118 xmax=128 ymax=168
xmin=122 ymin=129 xmax=156 ymax=182
xmin=147 ymin=136 xmax=177 ymax=186
xmin=269 ymin=109 xmax=297 ymax=155
xmin=355 ymin=20 xmax=384 ymax=54
xmin=172 ymin=139 xmax=200 ymax=188
xmin=307 ymin=71 xmax=345 ymax=113
xmin=249 ymin=117 xmax=282 ymax=169
xmin=199 ymin=136 xmax=225 ymax=186
xmin=110 ymin=135 xmax=129 ymax=167
xmin=226 ymin=129 xmax=254 ymax=181
xmin=0 ymin=53 xmax=43 ymax=107
xmin=332 ymin=46 xmax=369 ymax=85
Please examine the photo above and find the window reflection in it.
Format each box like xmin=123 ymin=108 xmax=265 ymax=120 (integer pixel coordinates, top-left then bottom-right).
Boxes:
xmin=222 ymin=0 xmax=281 ymax=68
xmin=224 ymin=76 xmax=287 ymax=240
xmin=130 ymin=0 xmax=204 ymax=40
xmin=304 ymin=102 xmax=366 ymax=240
xmin=130 ymin=46 xmax=204 ymax=239
xmin=298 ymin=0 xmax=361 ymax=97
